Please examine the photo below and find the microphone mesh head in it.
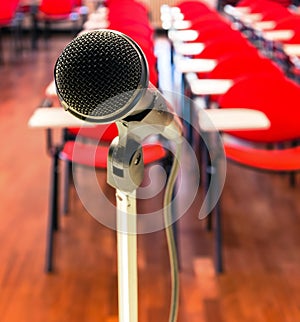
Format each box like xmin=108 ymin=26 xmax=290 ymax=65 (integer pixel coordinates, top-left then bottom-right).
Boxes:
xmin=54 ymin=30 xmax=148 ymax=122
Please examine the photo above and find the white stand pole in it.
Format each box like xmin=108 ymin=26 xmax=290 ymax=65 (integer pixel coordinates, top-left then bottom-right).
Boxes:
xmin=116 ymin=189 xmax=138 ymax=322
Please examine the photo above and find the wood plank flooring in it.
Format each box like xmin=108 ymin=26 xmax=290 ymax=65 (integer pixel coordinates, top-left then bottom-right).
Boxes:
xmin=1 ymin=33 xmax=300 ymax=322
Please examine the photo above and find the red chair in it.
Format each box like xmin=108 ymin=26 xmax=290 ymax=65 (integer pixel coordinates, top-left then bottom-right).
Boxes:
xmin=190 ymin=24 xmax=247 ymax=46
xmin=45 ymin=119 xmax=169 ymax=272
xmin=188 ymin=12 xmax=227 ymax=28
xmin=175 ymin=0 xmax=215 ymax=20
xmin=208 ymin=74 xmax=300 ymax=272
xmin=193 ymin=37 xmax=258 ymax=60
xmin=204 ymin=52 xmax=284 ymax=101
xmin=237 ymin=0 xmax=291 ymax=9
xmin=106 ymin=2 xmax=158 ymax=86
xmin=274 ymin=15 xmax=300 ymax=30
xmin=0 ymin=0 xmax=22 ymax=63
xmin=32 ymin=0 xmax=81 ymax=48
xmin=44 ymin=80 xmax=118 ymax=215
xmin=42 ymin=84 xmax=170 ymax=272
xmin=261 ymin=6 xmax=292 ymax=22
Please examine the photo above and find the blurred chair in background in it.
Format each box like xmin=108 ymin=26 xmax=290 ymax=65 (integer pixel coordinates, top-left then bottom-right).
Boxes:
xmin=31 ymin=0 xmax=82 ymax=49
xmin=0 ymin=0 xmax=23 ymax=64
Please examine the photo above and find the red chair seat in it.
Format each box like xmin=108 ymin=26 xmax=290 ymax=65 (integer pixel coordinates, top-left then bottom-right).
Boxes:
xmin=60 ymin=141 xmax=167 ymax=168
xmin=67 ymin=123 xmax=118 ymax=142
xmin=0 ymin=0 xmax=20 ymax=24
xmin=0 ymin=19 xmax=12 ymax=25
xmin=218 ymin=74 xmax=300 ymax=143
xmin=225 ymin=143 xmax=300 ymax=172
xmin=39 ymin=0 xmax=73 ymax=15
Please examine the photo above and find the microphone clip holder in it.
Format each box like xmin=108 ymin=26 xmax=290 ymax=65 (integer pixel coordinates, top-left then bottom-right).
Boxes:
xmin=107 ymin=122 xmax=144 ymax=193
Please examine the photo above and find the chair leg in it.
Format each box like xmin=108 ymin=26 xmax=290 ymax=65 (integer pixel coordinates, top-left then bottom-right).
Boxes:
xmin=203 ymin=139 xmax=213 ymax=231
xmin=63 ymin=161 xmax=72 ymax=214
xmin=45 ymin=149 xmax=60 ymax=273
xmin=30 ymin=8 xmax=38 ymax=50
xmin=181 ymin=75 xmax=193 ymax=145
xmin=44 ymin=21 xmax=50 ymax=47
xmin=214 ymin=200 xmax=223 ymax=273
xmin=0 ymin=29 xmax=3 ymax=65
xmin=202 ymin=135 xmax=224 ymax=273
xmin=289 ymin=172 xmax=296 ymax=187
xmin=212 ymin=156 xmax=223 ymax=274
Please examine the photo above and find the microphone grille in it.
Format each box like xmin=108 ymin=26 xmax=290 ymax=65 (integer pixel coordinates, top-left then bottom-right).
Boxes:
xmin=54 ymin=30 xmax=148 ymax=122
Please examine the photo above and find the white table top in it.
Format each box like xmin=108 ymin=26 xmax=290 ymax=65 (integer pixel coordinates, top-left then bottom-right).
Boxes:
xmin=174 ymin=42 xmax=205 ymax=56
xmin=198 ymin=108 xmax=270 ymax=131
xmin=28 ymin=107 xmax=96 ymax=128
xmin=239 ymin=12 xmax=263 ymax=24
xmin=283 ymin=44 xmax=300 ymax=56
xmin=175 ymin=58 xmax=217 ymax=73
xmin=224 ymin=5 xmax=251 ymax=18
xmin=189 ymin=79 xmax=234 ymax=95
xmin=45 ymin=80 xmax=56 ymax=98
xmin=28 ymin=106 xmax=270 ymax=134
xmin=172 ymin=20 xmax=192 ymax=30
xmin=168 ymin=29 xmax=199 ymax=42
xmin=252 ymin=20 xmax=276 ymax=31
xmin=263 ymin=29 xmax=294 ymax=41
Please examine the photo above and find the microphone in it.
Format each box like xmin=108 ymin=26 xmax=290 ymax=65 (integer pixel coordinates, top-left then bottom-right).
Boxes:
xmin=55 ymin=30 xmax=181 ymax=322
xmin=54 ymin=29 xmax=182 ymax=140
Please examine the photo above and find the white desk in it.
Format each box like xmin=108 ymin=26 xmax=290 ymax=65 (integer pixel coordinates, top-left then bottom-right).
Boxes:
xmin=283 ymin=44 xmax=300 ymax=57
xmin=29 ymin=106 xmax=270 ymax=134
xmin=45 ymin=80 xmax=56 ymax=98
xmin=189 ymin=79 xmax=234 ymax=96
xmin=262 ymin=29 xmax=294 ymax=42
xmin=168 ymin=29 xmax=199 ymax=42
xmin=174 ymin=42 xmax=205 ymax=56
xmin=175 ymin=58 xmax=217 ymax=73
xmin=172 ymin=20 xmax=192 ymax=30
xmin=28 ymin=107 xmax=96 ymax=128
xmin=252 ymin=20 xmax=276 ymax=31
xmin=239 ymin=13 xmax=263 ymax=24
xmin=224 ymin=5 xmax=251 ymax=18
xmin=198 ymin=108 xmax=270 ymax=131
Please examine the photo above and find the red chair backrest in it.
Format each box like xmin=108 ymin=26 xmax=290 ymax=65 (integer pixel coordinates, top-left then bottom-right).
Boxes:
xmin=73 ymin=0 xmax=82 ymax=6
xmin=274 ymin=15 xmax=300 ymax=30
xmin=0 ymin=0 xmax=20 ymax=21
xmin=194 ymin=37 xmax=257 ymax=59
xmin=175 ymin=0 xmax=214 ymax=18
xmin=68 ymin=124 xmax=118 ymax=142
xmin=192 ymin=24 xmax=244 ymax=44
xmin=261 ymin=7 xmax=292 ymax=21
xmin=190 ymin=13 xmax=226 ymax=29
xmin=108 ymin=0 xmax=149 ymax=17
xmin=109 ymin=21 xmax=153 ymax=40
xmin=219 ymin=74 xmax=300 ymax=143
xmin=39 ymin=0 xmax=74 ymax=15
xmin=208 ymin=53 xmax=283 ymax=80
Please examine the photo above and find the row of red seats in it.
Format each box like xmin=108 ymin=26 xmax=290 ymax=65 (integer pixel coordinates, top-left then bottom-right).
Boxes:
xmin=82 ymin=0 xmax=158 ymax=87
xmin=0 ymin=0 xmax=88 ymax=56
xmin=0 ymin=0 xmax=23 ymax=63
xmin=169 ymin=0 xmax=300 ymax=273
xmin=235 ymin=0 xmax=300 ymax=44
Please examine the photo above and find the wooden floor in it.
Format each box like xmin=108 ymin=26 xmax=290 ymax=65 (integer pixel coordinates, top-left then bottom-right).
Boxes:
xmin=1 ymin=33 xmax=300 ymax=322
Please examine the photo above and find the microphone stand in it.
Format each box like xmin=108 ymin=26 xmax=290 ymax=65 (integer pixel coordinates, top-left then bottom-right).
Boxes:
xmin=116 ymin=189 xmax=138 ymax=322
xmin=107 ymin=104 xmax=182 ymax=322
xmin=107 ymin=125 xmax=145 ymax=322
